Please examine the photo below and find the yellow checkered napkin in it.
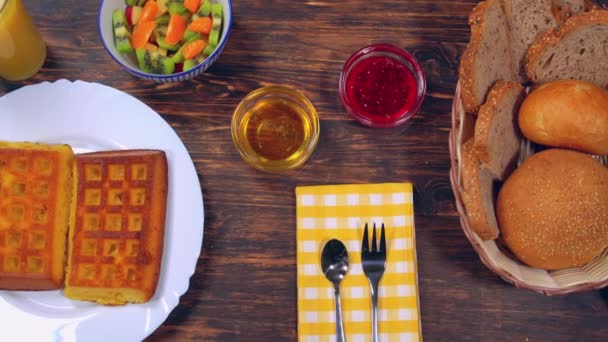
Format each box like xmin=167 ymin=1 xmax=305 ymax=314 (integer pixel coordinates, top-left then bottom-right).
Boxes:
xmin=296 ymin=183 xmax=421 ymax=342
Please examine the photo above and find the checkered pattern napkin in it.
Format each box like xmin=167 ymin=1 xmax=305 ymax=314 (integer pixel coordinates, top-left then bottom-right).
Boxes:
xmin=295 ymin=183 xmax=421 ymax=342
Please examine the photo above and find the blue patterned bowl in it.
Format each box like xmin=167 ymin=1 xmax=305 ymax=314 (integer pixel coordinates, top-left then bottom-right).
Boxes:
xmin=98 ymin=0 xmax=232 ymax=83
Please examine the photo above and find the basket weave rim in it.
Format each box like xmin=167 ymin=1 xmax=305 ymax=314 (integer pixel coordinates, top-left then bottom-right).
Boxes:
xmin=449 ymin=82 xmax=608 ymax=295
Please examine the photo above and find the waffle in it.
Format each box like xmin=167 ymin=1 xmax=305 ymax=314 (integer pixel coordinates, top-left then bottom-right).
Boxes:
xmin=65 ymin=150 xmax=168 ymax=305
xmin=0 ymin=142 xmax=73 ymax=290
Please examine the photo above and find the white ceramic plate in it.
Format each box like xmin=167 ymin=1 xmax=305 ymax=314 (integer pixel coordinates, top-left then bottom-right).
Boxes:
xmin=0 ymin=80 xmax=204 ymax=341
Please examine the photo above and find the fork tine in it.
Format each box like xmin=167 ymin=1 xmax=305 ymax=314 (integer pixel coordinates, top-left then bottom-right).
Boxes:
xmin=371 ymin=223 xmax=377 ymax=252
xmin=362 ymin=223 xmax=369 ymax=253
xmin=380 ymin=223 xmax=386 ymax=253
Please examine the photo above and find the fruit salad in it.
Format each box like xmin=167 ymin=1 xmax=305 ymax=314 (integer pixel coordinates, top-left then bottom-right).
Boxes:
xmin=112 ymin=0 xmax=224 ymax=74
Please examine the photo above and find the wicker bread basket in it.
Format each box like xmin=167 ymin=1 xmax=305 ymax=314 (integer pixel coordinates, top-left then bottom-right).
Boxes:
xmin=449 ymin=83 xmax=608 ymax=295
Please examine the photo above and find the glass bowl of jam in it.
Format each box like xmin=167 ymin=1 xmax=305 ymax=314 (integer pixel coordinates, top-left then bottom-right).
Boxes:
xmin=231 ymin=85 xmax=320 ymax=172
xmin=339 ymin=43 xmax=426 ymax=128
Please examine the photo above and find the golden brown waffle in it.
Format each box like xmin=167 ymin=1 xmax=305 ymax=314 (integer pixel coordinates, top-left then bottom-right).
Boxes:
xmin=65 ymin=150 xmax=167 ymax=305
xmin=0 ymin=142 xmax=73 ymax=290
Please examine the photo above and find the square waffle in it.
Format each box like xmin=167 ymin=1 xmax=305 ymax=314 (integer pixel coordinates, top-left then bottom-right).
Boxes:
xmin=0 ymin=142 xmax=73 ymax=290
xmin=65 ymin=150 xmax=168 ymax=305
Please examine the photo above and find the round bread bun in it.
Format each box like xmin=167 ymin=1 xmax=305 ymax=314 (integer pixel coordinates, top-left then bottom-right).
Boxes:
xmin=518 ymin=79 xmax=608 ymax=155
xmin=497 ymin=149 xmax=608 ymax=270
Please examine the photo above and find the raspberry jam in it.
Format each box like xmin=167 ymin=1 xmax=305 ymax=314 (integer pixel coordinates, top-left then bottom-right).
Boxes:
xmin=340 ymin=44 xmax=426 ymax=127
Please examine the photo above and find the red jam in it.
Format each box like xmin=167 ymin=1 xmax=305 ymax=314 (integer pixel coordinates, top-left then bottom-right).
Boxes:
xmin=346 ymin=55 xmax=418 ymax=124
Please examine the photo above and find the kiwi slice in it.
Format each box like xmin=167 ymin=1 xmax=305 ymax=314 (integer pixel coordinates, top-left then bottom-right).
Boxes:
xmin=171 ymin=46 xmax=186 ymax=64
xmin=154 ymin=25 xmax=180 ymax=51
xmin=155 ymin=14 xmax=170 ymax=25
xmin=145 ymin=43 xmax=159 ymax=52
xmin=183 ymin=29 xmax=201 ymax=42
xmin=136 ymin=48 xmax=176 ymax=75
xmin=183 ymin=59 xmax=197 ymax=71
xmin=196 ymin=0 xmax=212 ymax=17
xmin=202 ymin=43 xmax=215 ymax=56
xmin=183 ymin=56 xmax=203 ymax=71
xmin=208 ymin=4 xmax=223 ymax=47
xmin=157 ymin=0 xmax=169 ymax=15
xmin=184 ymin=52 xmax=206 ymax=71
xmin=171 ymin=46 xmax=187 ymax=64
xmin=168 ymin=2 xmax=187 ymax=15
xmin=112 ymin=9 xmax=133 ymax=54
xmin=157 ymin=38 xmax=179 ymax=51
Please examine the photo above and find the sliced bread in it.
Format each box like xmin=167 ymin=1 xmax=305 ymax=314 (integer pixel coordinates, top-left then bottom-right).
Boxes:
xmin=525 ymin=10 xmax=608 ymax=87
xmin=459 ymin=0 xmax=519 ymax=113
xmin=552 ymin=0 xmax=590 ymax=14
xmin=503 ymin=0 xmax=559 ymax=81
xmin=551 ymin=0 xmax=587 ymax=27
xmin=474 ymin=80 xmax=524 ymax=180
xmin=461 ymin=139 xmax=500 ymax=241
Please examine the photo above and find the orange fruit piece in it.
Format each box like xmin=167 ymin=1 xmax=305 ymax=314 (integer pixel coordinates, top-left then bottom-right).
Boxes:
xmin=184 ymin=0 xmax=201 ymax=13
xmin=188 ymin=17 xmax=212 ymax=34
xmin=140 ymin=0 xmax=158 ymax=23
xmin=183 ymin=40 xmax=206 ymax=60
xmin=166 ymin=14 xmax=187 ymax=45
xmin=131 ymin=20 xmax=157 ymax=49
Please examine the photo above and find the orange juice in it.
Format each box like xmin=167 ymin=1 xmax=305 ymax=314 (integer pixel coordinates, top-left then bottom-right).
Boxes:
xmin=0 ymin=0 xmax=46 ymax=81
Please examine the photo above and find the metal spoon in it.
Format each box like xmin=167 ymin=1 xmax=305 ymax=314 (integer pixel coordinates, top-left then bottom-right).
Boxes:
xmin=321 ymin=239 xmax=349 ymax=342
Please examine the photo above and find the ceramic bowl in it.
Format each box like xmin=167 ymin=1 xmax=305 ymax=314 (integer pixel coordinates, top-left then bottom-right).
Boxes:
xmin=98 ymin=0 xmax=232 ymax=83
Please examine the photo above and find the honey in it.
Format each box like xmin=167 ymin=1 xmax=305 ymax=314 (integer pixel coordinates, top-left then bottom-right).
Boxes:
xmin=232 ymin=86 xmax=320 ymax=172
xmin=243 ymin=98 xmax=310 ymax=161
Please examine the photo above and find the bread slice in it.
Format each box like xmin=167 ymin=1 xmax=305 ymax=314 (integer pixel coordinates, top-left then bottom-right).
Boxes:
xmin=474 ymin=80 xmax=524 ymax=180
xmin=460 ymin=139 xmax=500 ymax=241
xmin=503 ymin=0 xmax=559 ymax=81
xmin=0 ymin=141 xmax=73 ymax=290
xmin=552 ymin=0 xmax=587 ymax=22
xmin=65 ymin=150 xmax=168 ymax=305
xmin=553 ymin=0 xmax=586 ymax=11
xmin=525 ymin=10 xmax=608 ymax=87
xmin=459 ymin=0 xmax=519 ymax=113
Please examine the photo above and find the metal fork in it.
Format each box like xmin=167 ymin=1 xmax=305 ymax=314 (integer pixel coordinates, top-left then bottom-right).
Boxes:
xmin=361 ymin=223 xmax=386 ymax=342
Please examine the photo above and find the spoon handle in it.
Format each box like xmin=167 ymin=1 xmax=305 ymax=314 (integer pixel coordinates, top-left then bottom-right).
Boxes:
xmin=334 ymin=286 xmax=346 ymax=342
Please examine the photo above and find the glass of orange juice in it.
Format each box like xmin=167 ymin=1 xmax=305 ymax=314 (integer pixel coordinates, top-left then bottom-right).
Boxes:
xmin=0 ymin=0 xmax=46 ymax=81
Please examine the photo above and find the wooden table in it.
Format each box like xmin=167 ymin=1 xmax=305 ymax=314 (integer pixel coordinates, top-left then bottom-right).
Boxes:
xmin=2 ymin=0 xmax=607 ymax=340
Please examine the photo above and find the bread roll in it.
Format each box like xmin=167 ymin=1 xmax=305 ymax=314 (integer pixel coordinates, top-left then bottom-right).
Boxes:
xmin=518 ymin=79 xmax=608 ymax=155
xmin=497 ymin=149 xmax=608 ymax=270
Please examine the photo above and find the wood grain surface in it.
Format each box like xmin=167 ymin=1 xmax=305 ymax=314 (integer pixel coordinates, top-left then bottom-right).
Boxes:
xmin=2 ymin=0 xmax=608 ymax=341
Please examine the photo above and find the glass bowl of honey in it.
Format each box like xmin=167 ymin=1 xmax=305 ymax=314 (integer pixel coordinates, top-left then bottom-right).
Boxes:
xmin=231 ymin=85 xmax=320 ymax=172
xmin=339 ymin=43 xmax=426 ymax=128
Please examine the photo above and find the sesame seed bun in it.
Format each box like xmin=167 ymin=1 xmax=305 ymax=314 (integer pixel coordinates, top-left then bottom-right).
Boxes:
xmin=497 ymin=149 xmax=608 ymax=270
